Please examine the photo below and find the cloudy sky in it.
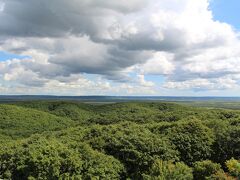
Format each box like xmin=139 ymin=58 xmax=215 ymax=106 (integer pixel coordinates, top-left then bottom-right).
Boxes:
xmin=0 ymin=0 xmax=239 ymax=96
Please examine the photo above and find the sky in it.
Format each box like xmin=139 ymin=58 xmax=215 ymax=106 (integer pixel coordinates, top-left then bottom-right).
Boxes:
xmin=210 ymin=0 xmax=240 ymax=30
xmin=0 ymin=0 xmax=240 ymax=96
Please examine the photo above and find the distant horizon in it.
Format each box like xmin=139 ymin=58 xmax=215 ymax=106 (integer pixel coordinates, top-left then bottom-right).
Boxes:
xmin=2 ymin=94 xmax=240 ymax=98
xmin=1 ymin=95 xmax=240 ymax=103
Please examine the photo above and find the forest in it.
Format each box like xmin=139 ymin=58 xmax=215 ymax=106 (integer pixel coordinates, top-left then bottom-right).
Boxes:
xmin=0 ymin=101 xmax=239 ymax=179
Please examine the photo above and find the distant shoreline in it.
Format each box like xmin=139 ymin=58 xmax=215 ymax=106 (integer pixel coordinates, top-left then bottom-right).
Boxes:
xmin=1 ymin=95 xmax=240 ymax=102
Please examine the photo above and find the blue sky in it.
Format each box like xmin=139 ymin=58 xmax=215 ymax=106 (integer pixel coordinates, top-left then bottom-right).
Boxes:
xmin=0 ymin=51 xmax=28 ymax=61
xmin=0 ymin=0 xmax=240 ymax=96
xmin=210 ymin=0 xmax=240 ymax=30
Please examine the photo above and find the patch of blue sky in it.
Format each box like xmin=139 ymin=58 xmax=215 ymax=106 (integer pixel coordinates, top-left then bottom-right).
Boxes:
xmin=82 ymin=73 xmax=102 ymax=82
xmin=0 ymin=51 xmax=30 ymax=62
xmin=144 ymin=74 xmax=166 ymax=85
xmin=127 ymin=71 xmax=166 ymax=86
xmin=210 ymin=0 xmax=240 ymax=30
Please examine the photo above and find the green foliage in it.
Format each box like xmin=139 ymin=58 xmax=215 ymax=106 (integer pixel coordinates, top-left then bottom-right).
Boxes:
xmin=15 ymin=101 xmax=94 ymax=123
xmin=15 ymin=101 xmax=222 ymax=125
xmin=212 ymin=126 xmax=240 ymax=164
xmin=0 ymin=101 xmax=240 ymax=179
xmin=226 ymin=158 xmax=240 ymax=178
xmin=164 ymin=120 xmax=215 ymax=165
xmin=193 ymin=160 xmax=223 ymax=180
xmin=208 ymin=170 xmax=235 ymax=180
xmin=143 ymin=159 xmax=193 ymax=180
xmin=0 ymin=136 xmax=125 ymax=179
xmin=53 ymin=122 xmax=179 ymax=178
xmin=0 ymin=104 xmax=74 ymax=139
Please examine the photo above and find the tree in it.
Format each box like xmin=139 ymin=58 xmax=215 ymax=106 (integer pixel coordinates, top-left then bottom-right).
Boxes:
xmin=193 ymin=160 xmax=223 ymax=180
xmin=226 ymin=158 xmax=240 ymax=179
xmin=143 ymin=159 xmax=193 ymax=180
xmin=165 ymin=120 xmax=215 ymax=165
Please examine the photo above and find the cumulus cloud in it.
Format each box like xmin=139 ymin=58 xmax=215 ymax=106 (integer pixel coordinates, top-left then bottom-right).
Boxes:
xmin=164 ymin=77 xmax=238 ymax=91
xmin=0 ymin=0 xmax=240 ymax=94
xmin=140 ymin=52 xmax=175 ymax=75
xmin=0 ymin=0 xmax=149 ymax=38
xmin=137 ymin=74 xmax=155 ymax=87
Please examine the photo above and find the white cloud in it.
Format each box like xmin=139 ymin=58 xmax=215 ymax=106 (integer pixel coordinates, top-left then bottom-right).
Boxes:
xmin=0 ymin=0 xmax=240 ymax=94
xmin=164 ymin=77 xmax=238 ymax=90
xmin=140 ymin=52 xmax=175 ymax=75
xmin=118 ymin=83 xmax=156 ymax=95
xmin=137 ymin=74 xmax=155 ymax=87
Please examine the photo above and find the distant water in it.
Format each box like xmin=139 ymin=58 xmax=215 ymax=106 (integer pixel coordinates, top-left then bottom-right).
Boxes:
xmin=0 ymin=95 xmax=240 ymax=102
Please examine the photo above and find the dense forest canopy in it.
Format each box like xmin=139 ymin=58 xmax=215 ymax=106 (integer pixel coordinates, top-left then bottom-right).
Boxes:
xmin=0 ymin=101 xmax=240 ymax=179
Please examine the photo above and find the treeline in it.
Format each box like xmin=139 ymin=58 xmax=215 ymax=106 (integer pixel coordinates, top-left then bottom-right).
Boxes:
xmin=0 ymin=101 xmax=239 ymax=179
